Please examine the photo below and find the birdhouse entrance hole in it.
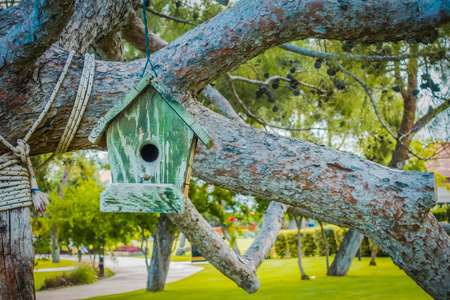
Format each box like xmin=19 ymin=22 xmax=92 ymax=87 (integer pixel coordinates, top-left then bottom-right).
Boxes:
xmin=140 ymin=143 xmax=159 ymax=163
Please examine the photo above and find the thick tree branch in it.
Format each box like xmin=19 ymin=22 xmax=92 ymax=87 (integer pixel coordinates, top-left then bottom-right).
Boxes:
xmin=242 ymin=202 xmax=287 ymax=269
xmin=139 ymin=0 xmax=450 ymax=95
xmin=0 ymin=0 xmax=75 ymax=75
xmin=168 ymin=197 xmax=260 ymax=294
xmin=279 ymin=43 xmax=449 ymax=62
xmin=122 ymin=9 xmax=168 ymax=54
xmin=54 ymin=0 xmax=131 ymax=53
xmin=92 ymin=31 xmax=126 ymax=62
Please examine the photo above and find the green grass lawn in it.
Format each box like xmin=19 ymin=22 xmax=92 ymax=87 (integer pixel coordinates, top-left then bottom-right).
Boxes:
xmin=34 ymin=259 xmax=78 ymax=269
xmin=88 ymin=257 xmax=431 ymax=300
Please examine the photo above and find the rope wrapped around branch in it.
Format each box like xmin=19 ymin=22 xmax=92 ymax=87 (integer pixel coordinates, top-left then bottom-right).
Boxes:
xmin=0 ymin=51 xmax=95 ymax=214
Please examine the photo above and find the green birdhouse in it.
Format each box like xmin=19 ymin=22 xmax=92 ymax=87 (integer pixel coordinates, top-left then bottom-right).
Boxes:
xmin=88 ymin=73 xmax=213 ymax=213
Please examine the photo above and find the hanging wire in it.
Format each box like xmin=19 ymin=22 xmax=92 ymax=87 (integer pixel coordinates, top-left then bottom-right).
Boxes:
xmin=141 ymin=0 xmax=158 ymax=78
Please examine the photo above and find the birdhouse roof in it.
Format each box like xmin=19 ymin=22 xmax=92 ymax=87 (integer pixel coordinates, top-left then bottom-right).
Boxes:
xmin=88 ymin=73 xmax=213 ymax=149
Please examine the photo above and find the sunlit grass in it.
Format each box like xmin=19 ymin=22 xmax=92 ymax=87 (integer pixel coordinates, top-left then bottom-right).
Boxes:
xmin=88 ymin=257 xmax=431 ymax=300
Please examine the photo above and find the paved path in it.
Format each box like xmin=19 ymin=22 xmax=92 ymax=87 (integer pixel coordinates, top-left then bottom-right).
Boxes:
xmin=36 ymin=255 xmax=203 ymax=300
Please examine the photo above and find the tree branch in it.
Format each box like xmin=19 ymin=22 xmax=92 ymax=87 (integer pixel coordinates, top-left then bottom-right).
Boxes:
xmin=279 ymin=43 xmax=448 ymax=62
xmin=202 ymin=84 xmax=246 ymax=125
xmin=242 ymin=201 xmax=287 ymax=269
xmin=228 ymin=74 xmax=327 ymax=94
xmin=92 ymin=31 xmax=126 ymax=62
xmin=411 ymin=100 xmax=450 ymax=135
xmin=0 ymin=0 xmax=75 ymax=75
xmin=335 ymin=61 xmax=398 ymax=140
xmin=287 ymin=206 xmax=348 ymax=228
xmin=168 ymin=197 xmax=260 ymax=294
xmin=225 ymin=73 xmax=326 ymax=132
xmin=54 ymin=0 xmax=131 ymax=53
xmin=122 ymin=9 xmax=168 ymax=54
xmin=146 ymin=7 xmax=197 ymax=27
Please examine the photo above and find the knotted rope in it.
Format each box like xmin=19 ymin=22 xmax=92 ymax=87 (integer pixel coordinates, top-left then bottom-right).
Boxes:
xmin=0 ymin=51 xmax=95 ymax=213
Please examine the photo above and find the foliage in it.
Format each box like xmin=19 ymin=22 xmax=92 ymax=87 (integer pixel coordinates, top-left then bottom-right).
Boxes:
xmin=275 ymin=226 xmax=346 ymax=258
xmin=301 ymin=232 xmax=316 ymax=257
xmin=431 ymin=205 xmax=450 ymax=222
xmin=40 ymin=264 xmax=97 ymax=290
xmin=274 ymin=233 xmax=287 ymax=258
xmin=313 ymin=227 xmax=337 ymax=256
xmin=32 ymin=218 xmax=51 ymax=254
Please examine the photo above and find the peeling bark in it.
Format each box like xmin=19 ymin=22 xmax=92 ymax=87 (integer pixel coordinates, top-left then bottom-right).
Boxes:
xmin=0 ymin=208 xmax=35 ymax=300
xmin=327 ymin=229 xmax=364 ymax=276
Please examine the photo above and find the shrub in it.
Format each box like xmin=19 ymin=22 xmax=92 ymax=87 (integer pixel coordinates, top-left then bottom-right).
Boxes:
xmin=301 ymin=232 xmax=316 ymax=257
xmin=67 ymin=264 xmax=97 ymax=285
xmin=285 ymin=231 xmax=298 ymax=258
xmin=274 ymin=233 xmax=287 ymax=258
xmin=313 ymin=227 xmax=337 ymax=256
xmin=40 ymin=264 xmax=97 ymax=290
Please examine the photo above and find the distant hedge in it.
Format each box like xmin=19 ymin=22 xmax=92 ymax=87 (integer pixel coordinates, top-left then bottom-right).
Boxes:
xmin=273 ymin=225 xmax=346 ymax=258
xmin=273 ymin=225 xmax=390 ymax=258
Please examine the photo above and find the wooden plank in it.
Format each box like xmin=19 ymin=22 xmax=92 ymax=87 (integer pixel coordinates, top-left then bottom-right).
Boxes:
xmin=183 ymin=136 xmax=197 ymax=196
xmin=101 ymin=183 xmax=184 ymax=213
xmin=89 ymin=73 xmax=213 ymax=149
xmin=88 ymin=73 xmax=154 ymax=144
xmin=151 ymin=78 xmax=213 ymax=149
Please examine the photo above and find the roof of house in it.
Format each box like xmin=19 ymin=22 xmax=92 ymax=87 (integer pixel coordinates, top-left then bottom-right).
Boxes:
xmin=88 ymin=73 xmax=213 ymax=149
xmin=426 ymin=144 xmax=450 ymax=178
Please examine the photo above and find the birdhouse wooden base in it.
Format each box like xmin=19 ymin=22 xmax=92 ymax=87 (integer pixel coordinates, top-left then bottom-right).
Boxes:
xmin=101 ymin=183 xmax=184 ymax=213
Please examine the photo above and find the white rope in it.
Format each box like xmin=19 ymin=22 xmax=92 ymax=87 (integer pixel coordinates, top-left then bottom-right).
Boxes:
xmin=38 ymin=53 xmax=96 ymax=169
xmin=0 ymin=50 xmax=95 ymax=213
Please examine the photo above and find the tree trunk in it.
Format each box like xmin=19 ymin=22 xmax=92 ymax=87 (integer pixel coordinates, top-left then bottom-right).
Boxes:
xmin=369 ymin=243 xmax=379 ymax=266
xmin=147 ymin=215 xmax=176 ymax=292
xmin=175 ymin=232 xmax=188 ymax=256
xmin=51 ymin=227 xmax=60 ymax=263
xmin=295 ymin=217 xmax=309 ymax=280
xmin=51 ymin=162 xmax=71 ymax=263
xmin=0 ymin=207 xmax=35 ymax=300
xmin=328 ymin=229 xmax=364 ymax=276
xmin=319 ymin=222 xmax=330 ymax=272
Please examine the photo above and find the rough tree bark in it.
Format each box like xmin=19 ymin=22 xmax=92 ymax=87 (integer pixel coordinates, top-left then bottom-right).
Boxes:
xmin=147 ymin=215 xmax=176 ymax=292
xmin=327 ymin=229 xmax=364 ymax=276
xmin=1 ymin=0 xmax=450 ymax=299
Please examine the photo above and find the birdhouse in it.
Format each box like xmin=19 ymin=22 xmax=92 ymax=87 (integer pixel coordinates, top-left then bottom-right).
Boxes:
xmin=88 ymin=73 xmax=213 ymax=213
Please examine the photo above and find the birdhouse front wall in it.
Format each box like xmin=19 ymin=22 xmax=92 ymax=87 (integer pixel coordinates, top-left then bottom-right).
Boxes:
xmin=105 ymin=87 xmax=194 ymax=207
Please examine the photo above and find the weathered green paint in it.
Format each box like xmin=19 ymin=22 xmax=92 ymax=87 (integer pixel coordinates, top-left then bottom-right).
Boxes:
xmin=101 ymin=183 xmax=184 ymax=213
xmin=89 ymin=73 xmax=213 ymax=149
xmin=103 ymin=86 xmax=195 ymax=213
